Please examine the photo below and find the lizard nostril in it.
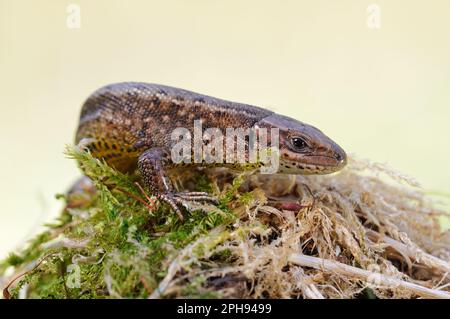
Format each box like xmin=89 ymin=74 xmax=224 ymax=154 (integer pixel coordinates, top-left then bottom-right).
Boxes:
xmin=334 ymin=151 xmax=346 ymax=164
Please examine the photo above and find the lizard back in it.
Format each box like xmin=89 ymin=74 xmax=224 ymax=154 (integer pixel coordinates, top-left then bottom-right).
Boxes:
xmin=75 ymin=82 xmax=273 ymax=172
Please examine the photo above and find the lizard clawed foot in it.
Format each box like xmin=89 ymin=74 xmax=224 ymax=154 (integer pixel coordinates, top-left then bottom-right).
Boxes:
xmin=158 ymin=192 xmax=219 ymax=221
xmin=134 ymin=182 xmax=218 ymax=221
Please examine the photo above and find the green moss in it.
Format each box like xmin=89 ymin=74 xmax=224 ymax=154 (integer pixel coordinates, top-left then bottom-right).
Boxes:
xmin=180 ymin=275 xmax=220 ymax=299
xmin=5 ymin=253 xmax=24 ymax=267
xmin=0 ymin=145 xmax=238 ymax=299
xmin=220 ymin=174 xmax=246 ymax=205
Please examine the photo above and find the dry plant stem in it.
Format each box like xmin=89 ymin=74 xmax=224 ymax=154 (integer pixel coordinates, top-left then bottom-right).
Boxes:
xmin=367 ymin=230 xmax=450 ymax=274
xmin=148 ymin=255 xmax=181 ymax=299
xmin=115 ymin=188 xmax=156 ymax=211
xmin=289 ymin=254 xmax=450 ymax=299
xmin=3 ymin=253 xmax=56 ymax=299
xmin=134 ymin=182 xmax=158 ymax=210
xmin=300 ymin=275 xmax=325 ymax=299
xmin=303 ymin=284 xmax=325 ymax=299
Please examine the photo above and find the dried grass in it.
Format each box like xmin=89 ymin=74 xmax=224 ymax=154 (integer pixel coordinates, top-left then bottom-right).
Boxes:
xmin=155 ymin=155 xmax=450 ymax=299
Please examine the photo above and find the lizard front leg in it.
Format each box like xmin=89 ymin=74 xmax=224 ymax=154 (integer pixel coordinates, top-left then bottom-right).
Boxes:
xmin=137 ymin=147 xmax=217 ymax=220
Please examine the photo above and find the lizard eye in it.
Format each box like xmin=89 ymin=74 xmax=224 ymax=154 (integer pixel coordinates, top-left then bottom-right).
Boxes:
xmin=291 ymin=137 xmax=308 ymax=150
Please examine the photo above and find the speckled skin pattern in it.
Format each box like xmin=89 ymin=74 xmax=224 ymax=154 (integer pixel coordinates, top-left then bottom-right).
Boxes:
xmin=76 ymin=82 xmax=347 ymax=217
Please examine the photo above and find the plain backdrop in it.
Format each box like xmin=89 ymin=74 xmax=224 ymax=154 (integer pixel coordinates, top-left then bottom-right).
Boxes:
xmin=1 ymin=0 xmax=450 ymax=258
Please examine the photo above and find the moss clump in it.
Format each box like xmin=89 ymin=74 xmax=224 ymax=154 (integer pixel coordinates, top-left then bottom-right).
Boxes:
xmin=1 ymin=147 xmax=449 ymax=299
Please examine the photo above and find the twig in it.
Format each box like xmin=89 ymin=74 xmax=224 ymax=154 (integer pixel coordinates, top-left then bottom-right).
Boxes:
xmin=302 ymin=283 xmax=325 ymax=299
xmin=115 ymin=187 xmax=156 ymax=211
xmin=3 ymin=253 xmax=57 ymax=299
xmin=289 ymin=254 xmax=450 ymax=299
xmin=148 ymin=255 xmax=181 ymax=299
xmin=292 ymin=267 xmax=325 ymax=299
xmin=367 ymin=230 xmax=450 ymax=274
xmin=300 ymin=276 xmax=325 ymax=299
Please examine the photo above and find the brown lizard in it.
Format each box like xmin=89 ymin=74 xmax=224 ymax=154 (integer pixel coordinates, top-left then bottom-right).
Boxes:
xmin=75 ymin=82 xmax=347 ymax=217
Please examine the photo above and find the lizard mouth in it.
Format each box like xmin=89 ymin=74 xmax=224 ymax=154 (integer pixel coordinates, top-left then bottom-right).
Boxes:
xmin=279 ymin=162 xmax=343 ymax=174
xmin=304 ymin=154 xmax=347 ymax=168
xmin=278 ymin=154 xmax=347 ymax=175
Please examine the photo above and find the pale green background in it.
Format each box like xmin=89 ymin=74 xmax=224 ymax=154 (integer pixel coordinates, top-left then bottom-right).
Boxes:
xmin=1 ymin=0 xmax=449 ymax=258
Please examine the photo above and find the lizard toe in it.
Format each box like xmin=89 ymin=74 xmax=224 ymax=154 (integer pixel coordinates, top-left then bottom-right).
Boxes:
xmin=174 ymin=192 xmax=219 ymax=204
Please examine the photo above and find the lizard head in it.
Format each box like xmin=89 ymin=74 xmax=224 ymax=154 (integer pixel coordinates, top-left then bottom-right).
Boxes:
xmin=256 ymin=114 xmax=347 ymax=174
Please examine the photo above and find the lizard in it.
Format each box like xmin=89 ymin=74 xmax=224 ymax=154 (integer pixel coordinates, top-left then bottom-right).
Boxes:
xmin=75 ymin=82 xmax=347 ymax=218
